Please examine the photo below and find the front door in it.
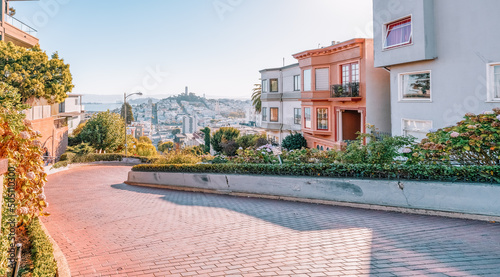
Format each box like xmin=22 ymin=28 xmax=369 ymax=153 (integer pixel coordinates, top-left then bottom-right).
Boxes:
xmin=341 ymin=110 xmax=361 ymax=141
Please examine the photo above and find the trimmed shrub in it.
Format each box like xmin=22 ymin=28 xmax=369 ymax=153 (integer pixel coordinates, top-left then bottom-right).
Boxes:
xmin=154 ymin=151 xmax=201 ymax=165
xmin=27 ymin=218 xmax=58 ymax=277
xmin=281 ymin=133 xmax=307 ymax=150
xmin=136 ymin=143 xmax=157 ymax=157
xmin=51 ymin=160 xmax=69 ymax=169
xmin=132 ymin=163 xmax=500 ymax=184
xmin=59 ymin=152 xmax=76 ymax=162
xmin=72 ymin=153 xmax=124 ymax=163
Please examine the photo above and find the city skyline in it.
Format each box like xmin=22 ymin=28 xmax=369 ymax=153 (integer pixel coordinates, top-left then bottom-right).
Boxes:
xmin=12 ymin=0 xmax=373 ymax=99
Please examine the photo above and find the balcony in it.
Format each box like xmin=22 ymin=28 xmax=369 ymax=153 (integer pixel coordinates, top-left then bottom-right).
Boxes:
xmin=329 ymin=82 xmax=362 ymax=102
xmin=3 ymin=14 xmax=39 ymax=48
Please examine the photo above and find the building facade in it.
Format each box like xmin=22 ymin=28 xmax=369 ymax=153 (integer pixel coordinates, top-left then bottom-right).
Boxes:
xmin=0 ymin=0 xmax=38 ymax=48
xmin=373 ymin=0 xmax=500 ymax=140
xmin=292 ymin=38 xmax=390 ymax=150
xmin=260 ymin=63 xmax=302 ymax=145
xmin=57 ymin=94 xmax=85 ymax=135
xmin=182 ymin=115 xmax=198 ymax=134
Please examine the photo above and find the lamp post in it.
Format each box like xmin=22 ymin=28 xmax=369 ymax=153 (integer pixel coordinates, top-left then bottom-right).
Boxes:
xmin=124 ymin=92 xmax=142 ymax=156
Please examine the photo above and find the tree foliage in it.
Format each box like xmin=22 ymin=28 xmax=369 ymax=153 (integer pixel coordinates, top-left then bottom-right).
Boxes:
xmin=281 ymin=132 xmax=307 ymax=150
xmin=77 ymin=111 xmax=125 ymax=151
xmin=136 ymin=143 xmax=157 ymax=157
xmin=251 ymin=83 xmax=261 ymax=113
xmin=210 ymin=127 xmax=240 ymax=153
xmin=138 ymin=136 xmax=152 ymax=144
xmin=120 ymin=102 xmax=134 ymax=124
xmin=158 ymin=141 xmax=174 ymax=153
xmin=201 ymin=127 xmax=211 ymax=153
xmin=0 ymin=41 xmax=74 ymax=104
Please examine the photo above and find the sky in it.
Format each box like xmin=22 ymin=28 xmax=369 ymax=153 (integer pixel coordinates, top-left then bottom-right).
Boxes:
xmin=12 ymin=0 xmax=374 ymax=100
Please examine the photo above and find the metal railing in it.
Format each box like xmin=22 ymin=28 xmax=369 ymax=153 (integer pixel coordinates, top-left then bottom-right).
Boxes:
xmin=331 ymin=82 xmax=360 ymax=98
xmin=4 ymin=14 xmax=37 ymax=36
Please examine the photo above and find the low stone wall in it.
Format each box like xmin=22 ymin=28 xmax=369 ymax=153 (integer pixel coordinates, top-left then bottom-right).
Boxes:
xmin=127 ymin=171 xmax=500 ymax=221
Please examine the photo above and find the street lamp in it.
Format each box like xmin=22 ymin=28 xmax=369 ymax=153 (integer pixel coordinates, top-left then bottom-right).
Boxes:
xmin=124 ymin=91 xmax=143 ymax=156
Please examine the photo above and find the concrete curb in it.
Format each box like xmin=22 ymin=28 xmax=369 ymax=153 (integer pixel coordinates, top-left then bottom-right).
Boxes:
xmin=124 ymin=181 xmax=500 ymax=223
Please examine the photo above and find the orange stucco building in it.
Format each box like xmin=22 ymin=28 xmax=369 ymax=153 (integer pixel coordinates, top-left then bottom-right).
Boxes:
xmin=293 ymin=38 xmax=390 ymax=150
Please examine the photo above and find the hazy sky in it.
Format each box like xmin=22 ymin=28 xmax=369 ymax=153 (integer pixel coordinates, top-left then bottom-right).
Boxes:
xmin=12 ymin=0 xmax=373 ymax=99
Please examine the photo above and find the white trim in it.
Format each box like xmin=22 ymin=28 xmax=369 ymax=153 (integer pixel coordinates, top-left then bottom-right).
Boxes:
xmin=486 ymin=62 xmax=500 ymax=102
xmin=398 ymin=70 xmax=432 ymax=102
xmin=382 ymin=14 xmax=413 ymax=50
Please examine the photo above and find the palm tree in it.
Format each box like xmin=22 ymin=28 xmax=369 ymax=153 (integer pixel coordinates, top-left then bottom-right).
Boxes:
xmin=251 ymin=83 xmax=262 ymax=113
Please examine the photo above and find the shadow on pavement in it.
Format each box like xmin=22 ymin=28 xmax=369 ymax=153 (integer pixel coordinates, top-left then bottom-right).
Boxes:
xmin=111 ymin=183 xmax=500 ymax=276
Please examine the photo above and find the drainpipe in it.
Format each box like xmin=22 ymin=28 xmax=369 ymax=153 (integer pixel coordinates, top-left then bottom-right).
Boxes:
xmin=279 ymin=67 xmax=284 ymax=148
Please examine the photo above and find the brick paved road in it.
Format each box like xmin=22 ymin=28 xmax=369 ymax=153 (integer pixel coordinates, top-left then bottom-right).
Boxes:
xmin=42 ymin=165 xmax=500 ymax=277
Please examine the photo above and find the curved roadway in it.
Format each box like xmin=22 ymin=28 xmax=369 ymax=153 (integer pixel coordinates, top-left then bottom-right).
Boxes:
xmin=42 ymin=165 xmax=500 ymax=276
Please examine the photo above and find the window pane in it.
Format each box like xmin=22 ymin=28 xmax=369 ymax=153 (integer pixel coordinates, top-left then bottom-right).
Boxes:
xmin=270 ymin=79 xmax=278 ymax=92
xmin=294 ymin=108 xmax=301 ymax=124
xmin=384 ymin=17 xmax=412 ymax=48
xmin=293 ymin=75 xmax=300 ymax=91
xmin=303 ymin=70 xmax=311 ymax=91
xmin=315 ymin=68 xmax=329 ymax=90
xmin=317 ymin=108 xmax=328 ymax=130
xmin=270 ymin=108 xmax=279 ymax=122
xmin=351 ymin=63 xmax=359 ymax=83
xmin=262 ymin=80 xmax=268 ymax=93
xmin=401 ymin=72 xmax=431 ymax=99
xmin=304 ymin=108 xmax=311 ymax=128
xmin=262 ymin=108 xmax=267 ymax=121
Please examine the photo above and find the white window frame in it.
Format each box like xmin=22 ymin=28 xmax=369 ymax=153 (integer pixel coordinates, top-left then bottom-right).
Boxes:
xmin=262 ymin=79 xmax=269 ymax=93
xmin=293 ymin=75 xmax=300 ymax=91
xmin=262 ymin=107 xmax=268 ymax=121
xmin=401 ymin=118 xmax=432 ymax=141
xmin=398 ymin=70 xmax=432 ymax=102
xmin=487 ymin=62 xmax=500 ymax=102
xmin=383 ymin=15 xmax=413 ymax=50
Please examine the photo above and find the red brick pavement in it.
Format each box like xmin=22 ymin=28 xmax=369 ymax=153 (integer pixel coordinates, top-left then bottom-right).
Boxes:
xmin=42 ymin=165 xmax=500 ymax=276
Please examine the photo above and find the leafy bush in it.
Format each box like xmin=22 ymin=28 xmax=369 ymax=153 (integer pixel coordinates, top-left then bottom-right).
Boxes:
xmin=281 ymin=148 xmax=340 ymax=164
xmin=220 ymin=139 xmax=239 ymax=156
xmin=232 ymin=144 xmax=281 ymax=164
xmin=158 ymin=141 xmax=174 ymax=153
xmin=66 ymin=142 xmax=95 ymax=156
xmin=138 ymin=136 xmax=152 ymax=144
xmin=236 ymin=134 xmax=259 ymax=149
xmin=51 ymin=160 xmax=69 ymax=169
xmin=182 ymin=146 xmax=205 ymax=156
xmin=27 ymin=218 xmax=58 ymax=277
xmin=132 ymin=163 xmax=500 ymax=183
xmin=59 ymin=152 xmax=76 ymax=162
xmin=77 ymin=111 xmax=125 ymax=152
xmin=72 ymin=153 xmax=125 ymax=163
xmin=136 ymin=143 xmax=157 ymax=157
xmin=340 ymin=125 xmax=415 ymax=165
xmin=210 ymin=127 xmax=240 ymax=153
xmin=281 ymin=132 xmax=307 ymax=150
xmin=154 ymin=150 xmax=201 ymax=165
xmin=408 ymin=109 xmax=500 ymax=166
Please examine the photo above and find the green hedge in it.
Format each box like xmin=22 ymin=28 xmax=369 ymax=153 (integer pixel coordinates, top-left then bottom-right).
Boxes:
xmin=132 ymin=163 xmax=500 ymax=184
xmin=27 ymin=218 xmax=57 ymax=277
xmin=71 ymin=153 xmax=156 ymax=164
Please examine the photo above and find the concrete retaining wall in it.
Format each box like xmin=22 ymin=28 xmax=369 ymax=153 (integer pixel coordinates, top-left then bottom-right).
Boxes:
xmin=127 ymin=171 xmax=500 ymax=220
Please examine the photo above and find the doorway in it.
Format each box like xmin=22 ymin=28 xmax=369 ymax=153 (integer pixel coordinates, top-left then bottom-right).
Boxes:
xmin=341 ymin=110 xmax=361 ymax=141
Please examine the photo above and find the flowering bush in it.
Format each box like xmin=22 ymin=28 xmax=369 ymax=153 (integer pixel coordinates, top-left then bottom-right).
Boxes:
xmin=408 ymin=109 xmax=500 ymax=165
xmin=154 ymin=150 xmax=202 ymax=165
xmin=232 ymin=144 xmax=281 ymax=164
xmin=0 ymin=84 xmax=48 ymax=225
